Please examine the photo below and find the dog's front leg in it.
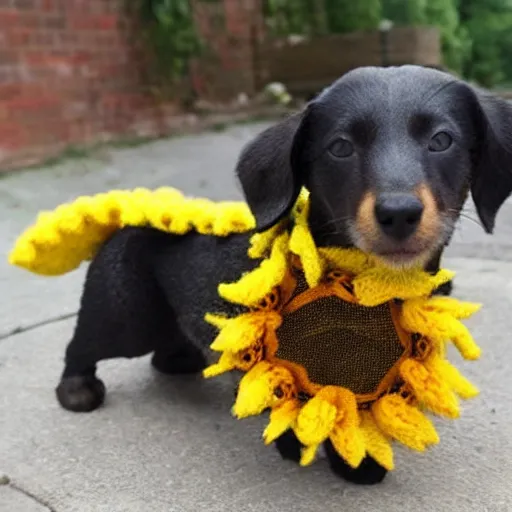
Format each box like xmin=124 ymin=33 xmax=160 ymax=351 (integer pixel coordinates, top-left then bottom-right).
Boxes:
xmin=275 ymin=431 xmax=387 ymax=484
xmin=274 ymin=429 xmax=303 ymax=463
xmin=324 ymin=440 xmax=388 ymax=485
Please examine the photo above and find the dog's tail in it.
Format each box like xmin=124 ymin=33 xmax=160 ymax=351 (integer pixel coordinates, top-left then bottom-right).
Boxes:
xmin=9 ymin=187 xmax=255 ymax=276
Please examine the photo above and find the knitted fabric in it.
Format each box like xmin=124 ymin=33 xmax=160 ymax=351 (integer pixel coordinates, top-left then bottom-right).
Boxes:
xmin=9 ymin=187 xmax=481 ymax=472
xmin=204 ymin=192 xmax=481 ymax=471
xmin=9 ymin=187 xmax=255 ymax=275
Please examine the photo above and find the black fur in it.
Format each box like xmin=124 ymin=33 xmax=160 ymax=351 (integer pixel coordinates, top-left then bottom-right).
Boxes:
xmin=324 ymin=440 xmax=388 ymax=485
xmin=275 ymin=430 xmax=387 ymax=485
xmin=55 ymin=66 xmax=512 ymax=485
xmin=274 ymin=429 xmax=303 ymax=463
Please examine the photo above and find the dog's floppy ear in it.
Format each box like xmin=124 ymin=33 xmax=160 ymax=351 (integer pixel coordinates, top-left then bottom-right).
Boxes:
xmin=470 ymin=88 xmax=512 ymax=233
xmin=236 ymin=111 xmax=310 ymax=231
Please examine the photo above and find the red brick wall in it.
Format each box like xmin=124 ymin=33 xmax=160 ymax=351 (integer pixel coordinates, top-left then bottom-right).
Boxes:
xmin=191 ymin=0 xmax=264 ymax=101
xmin=0 ymin=0 xmax=262 ymax=170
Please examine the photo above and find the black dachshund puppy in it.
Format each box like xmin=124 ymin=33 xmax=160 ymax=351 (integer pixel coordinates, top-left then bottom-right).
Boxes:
xmin=55 ymin=65 xmax=512 ymax=485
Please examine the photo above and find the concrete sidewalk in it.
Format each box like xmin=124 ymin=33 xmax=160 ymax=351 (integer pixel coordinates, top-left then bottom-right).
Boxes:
xmin=1 ymin=123 xmax=511 ymax=512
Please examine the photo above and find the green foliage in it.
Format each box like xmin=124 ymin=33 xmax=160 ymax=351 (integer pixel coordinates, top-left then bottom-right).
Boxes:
xmin=129 ymin=0 xmax=202 ymax=91
xmin=263 ymin=0 xmax=512 ymax=86
xmin=132 ymin=0 xmax=512 ymax=94
xmin=496 ymin=15 xmax=512 ymax=83
xmin=263 ymin=0 xmax=328 ymax=35
xmin=460 ymin=0 xmax=512 ymax=87
xmin=424 ymin=0 xmax=469 ymax=73
xmin=325 ymin=0 xmax=381 ymax=33
xmin=263 ymin=0 xmax=310 ymax=35
xmin=381 ymin=0 xmax=426 ymax=24
xmin=264 ymin=0 xmax=381 ymax=35
xmin=381 ymin=0 xmax=469 ymax=74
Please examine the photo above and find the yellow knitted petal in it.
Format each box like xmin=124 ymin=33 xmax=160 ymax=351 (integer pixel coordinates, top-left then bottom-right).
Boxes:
xmin=71 ymin=195 xmax=96 ymax=216
xmin=8 ymin=197 xmax=113 ymax=275
xmin=418 ymin=296 xmax=482 ymax=320
xmin=314 ymin=386 xmax=365 ymax=468
xmin=263 ymin=400 xmax=301 ymax=445
xmin=52 ymin=204 xmax=88 ymax=233
xmin=401 ymin=302 xmax=481 ymax=360
xmin=294 ymin=395 xmax=338 ymax=446
xmin=212 ymin=202 xmax=255 ymax=236
xmin=287 ymin=193 xmax=324 ymax=287
xmin=203 ymin=352 xmax=237 ymax=378
xmin=400 ymin=300 xmax=434 ymax=333
xmin=248 ymin=222 xmax=283 ymax=259
xmin=293 ymin=188 xmax=310 ymax=215
xmin=232 ymin=362 xmax=295 ymax=419
xmin=300 ymin=443 xmax=321 ymax=467
xmin=155 ymin=196 xmax=189 ymax=233
xmin=142 ymin=198 xmax=174 ymax=232
xmin=204 ymin=313 xmax=230 ymax=330
xmin=15 ymin=193 xmax=100 ymax=270
xmin=449 ymin=320 xmax=482 ymax=360
xmin=233 ymin=363 xmax=274 ymax=418
xmin=187 ymin=200 xmax=217 ymax=235
xmin=304 ymin=385 xmax=357 ymax=425
xmin=330 ymin=426 xmax=366 ymax=468
xmin=239 ymin=360 xmax=273 ymax=386
xmin=372 ymin=394 xmax=439 ymax=452
xmin=131 ymin=186 xmax=155 ymax=202
xmin=117 ymin=189 xmax=149 ymax=226
xmin=15 ymin=221 xmax=50 ymax=254
xmin=400 ymin=358 xmax=460 ymax=418
xmin=74 ymin=193 xmax=104 ymax=226
xmin=210 ymin=312 xmax=281 ymax=352
xmin=142 ymin=190 xmax=183 ymax=232
xmin=425 ymin=356 xmax=479 ymax=399
xmin=354 ymin=268 xmax=455 ymax=306
xmin=218 ymin=232 xmax=289 ymax=306
xmin=318 ymin=247 xmax=373 ymax=275
xmin=8 ymin=240 xmax=37 ymax=270
xmin=360 ymin=411 xmax=394 ymax=471
xmin=10 ymin=187 xmax=255 ymax=276
xmin=96 ymin=192 xmax=125 ymax=226
xmin=289 ymin=223 xmax=323 ymax=287
xmin=152 ymin=187 xmax=184 ymax=202
xmin=401 ymin=297 xmax=480 ymax=330
xmin=233 ymin=378 xmax=273 ymax=418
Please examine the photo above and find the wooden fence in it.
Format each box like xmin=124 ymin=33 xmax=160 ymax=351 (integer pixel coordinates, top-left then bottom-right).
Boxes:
xmin=255 ymin=26 xmax=442 ymax=96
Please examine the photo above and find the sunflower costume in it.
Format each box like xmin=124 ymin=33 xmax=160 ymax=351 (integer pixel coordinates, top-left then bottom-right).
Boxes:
xmin=9 ymin=187 xmax=481 ymax=472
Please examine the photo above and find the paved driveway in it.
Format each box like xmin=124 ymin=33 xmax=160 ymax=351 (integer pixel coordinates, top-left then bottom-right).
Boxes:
xmin=1 ymin=123 xmax=511 ymax=512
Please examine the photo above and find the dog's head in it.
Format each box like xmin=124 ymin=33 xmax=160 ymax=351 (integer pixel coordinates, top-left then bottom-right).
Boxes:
xmin=237 ymin=65 xmax=512 ymax=268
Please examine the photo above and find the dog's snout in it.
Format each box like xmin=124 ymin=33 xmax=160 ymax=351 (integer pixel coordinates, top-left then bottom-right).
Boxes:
xmin=374 ymin=193 xmax=424 ymax=240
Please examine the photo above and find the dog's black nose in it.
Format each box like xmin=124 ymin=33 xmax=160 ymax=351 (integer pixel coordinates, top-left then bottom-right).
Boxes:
xmin=374 ymin=193 xmax=424 ymax=240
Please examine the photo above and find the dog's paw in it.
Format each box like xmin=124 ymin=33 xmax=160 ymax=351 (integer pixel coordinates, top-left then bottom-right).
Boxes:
xmin=275 ymin=430 xmax=302 ymax=463
xmin=325 ymin=441 xmax=387 ymax=485
xmin=151 ymin=345 xmax=207 ymax=375
xmin=56 ymin=375 xmax=106 ymax=412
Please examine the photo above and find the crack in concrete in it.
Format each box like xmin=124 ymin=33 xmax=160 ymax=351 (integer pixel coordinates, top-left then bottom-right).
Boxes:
xmin=8 ymin=481 xmax=57 ymax=512
xmin=0 ymin=312 xmax=78 ymax=342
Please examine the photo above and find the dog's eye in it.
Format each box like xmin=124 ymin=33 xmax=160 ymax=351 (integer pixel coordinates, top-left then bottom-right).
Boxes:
xmin=429 ymin=132 xmax=452 ymax=152
xmin=328 ymin=138 xmax=354 ymax=158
